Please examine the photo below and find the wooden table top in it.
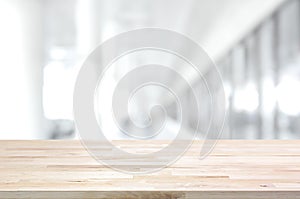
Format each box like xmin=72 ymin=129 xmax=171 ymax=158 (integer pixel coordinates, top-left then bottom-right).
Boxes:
xmin=0 ymin=140 xmax=300 ymax=198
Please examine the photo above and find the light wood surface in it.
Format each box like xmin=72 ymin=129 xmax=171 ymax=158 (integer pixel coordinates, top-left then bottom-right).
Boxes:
xmin=0 ymin=140 xmax=300 ymax=198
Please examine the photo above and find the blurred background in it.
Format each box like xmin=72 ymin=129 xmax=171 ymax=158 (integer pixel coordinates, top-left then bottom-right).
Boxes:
xmin=0 ymin=0 xmax=299 ymax=139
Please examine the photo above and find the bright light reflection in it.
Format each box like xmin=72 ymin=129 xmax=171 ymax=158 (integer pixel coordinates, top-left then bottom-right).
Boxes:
xmin=235 ymin=83 xmax=259 ymax=112
xmin=276 ymin=77 xmax=300 ymax=116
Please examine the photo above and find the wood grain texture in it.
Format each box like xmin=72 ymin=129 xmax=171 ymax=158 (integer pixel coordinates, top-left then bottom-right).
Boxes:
xmin=0 ymin=140 xmax=300 ymax=198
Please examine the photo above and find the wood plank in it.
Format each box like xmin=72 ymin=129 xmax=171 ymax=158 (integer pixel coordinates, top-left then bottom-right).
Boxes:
xmin=0 ymin=140 xmax=300 ymax=198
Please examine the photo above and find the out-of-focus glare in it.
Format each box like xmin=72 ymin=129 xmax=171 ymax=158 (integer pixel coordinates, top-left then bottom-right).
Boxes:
xmin=223 ymin=83 xmax=231 ymax=109
xmin=49 ymin=47 xmax=69 ymax=60
xmin=262 ymin=78 xmax=277 ymax=111
xmin=235 ymin=83 xmax=259 ymax=112
xmin=276 ymin=77 xmax=300 ymax=116
xmin=43 ymin=62 xmax=75 ymax=120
